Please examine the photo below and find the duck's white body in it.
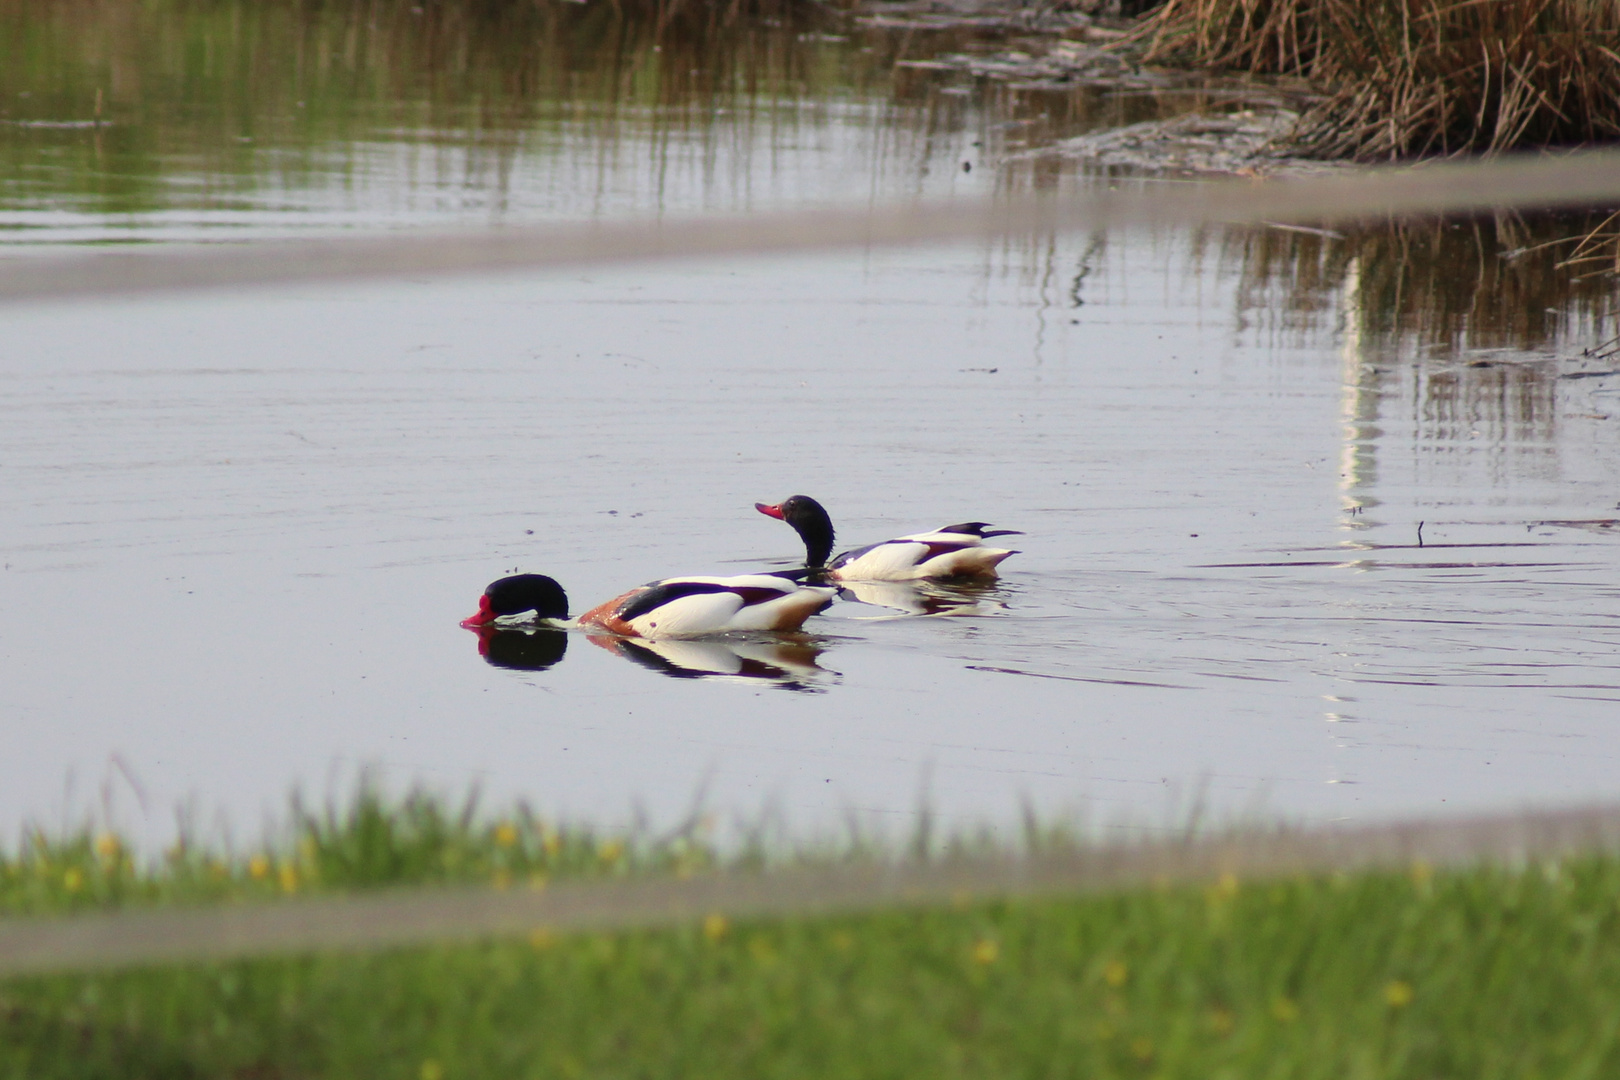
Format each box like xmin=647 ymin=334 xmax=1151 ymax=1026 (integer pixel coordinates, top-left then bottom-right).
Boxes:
xmin=464 ymin=571 xmax=834 ymax=640
xmin=828 ymin=528 xmax=1018 ymax=582
xmin=578 ymin=573 xmax=835 ymax=638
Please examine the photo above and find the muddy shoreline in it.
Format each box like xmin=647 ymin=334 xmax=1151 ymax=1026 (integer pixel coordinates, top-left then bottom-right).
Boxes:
xmin=856 ymin=0 xmax=1350 ymax=177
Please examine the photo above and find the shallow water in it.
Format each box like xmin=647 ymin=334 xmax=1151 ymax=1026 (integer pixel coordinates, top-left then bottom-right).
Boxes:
xmin=4 ymin=4 xmax=1620 ymax=845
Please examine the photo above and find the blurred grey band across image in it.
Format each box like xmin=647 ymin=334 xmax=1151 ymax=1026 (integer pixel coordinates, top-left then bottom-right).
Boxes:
xmin=1 ymin=149 xmax=1618 ymax=304
xmin=4 ymin=800 xmax=1620 ymax=978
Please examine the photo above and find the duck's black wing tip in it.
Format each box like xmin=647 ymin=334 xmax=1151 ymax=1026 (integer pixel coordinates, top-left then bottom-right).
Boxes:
xmin=939 ymin=522 xmax=1024 ymax=539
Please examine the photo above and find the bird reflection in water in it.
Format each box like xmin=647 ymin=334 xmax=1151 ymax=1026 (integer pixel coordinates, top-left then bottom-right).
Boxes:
xmin=469 ymin=624 xmax=834 ymax=691
xmin=472 ymin=626 xmax=570 ymax=671
xmin=589 ymin=634 xmax=834 ymax=693
xmin=834 ymin=578 xmax=1009 ymax=618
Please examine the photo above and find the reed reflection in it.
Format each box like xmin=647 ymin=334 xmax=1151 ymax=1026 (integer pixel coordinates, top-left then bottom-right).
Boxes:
xmin=0 ymin=0 xmax=880 ymax=227
xmin=1228 ymin=212 xmax=1616 ymax=357
xmin=1218 ymin=212 xmax=1619 ymax=521
xmin=0 ymin=0 xmax=1242 ymax=241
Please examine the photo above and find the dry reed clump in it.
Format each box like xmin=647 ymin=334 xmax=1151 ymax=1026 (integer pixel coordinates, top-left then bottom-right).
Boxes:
xmin=1138 ymin=0 xmax=1620 ymax=161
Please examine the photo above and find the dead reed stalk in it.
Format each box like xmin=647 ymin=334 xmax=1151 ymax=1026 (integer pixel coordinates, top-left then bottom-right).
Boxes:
xmin=1140 ymin=0 xmax=1620 ymax=161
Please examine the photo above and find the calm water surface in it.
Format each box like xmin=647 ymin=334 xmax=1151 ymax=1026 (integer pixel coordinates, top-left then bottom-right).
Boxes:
xmin=4 ymin=4 xmax=1619 ymax=844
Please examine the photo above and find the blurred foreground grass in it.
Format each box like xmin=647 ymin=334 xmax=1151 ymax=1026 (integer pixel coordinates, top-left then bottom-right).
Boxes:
xmin=4 ymin=788 xmax=1619 ymax=1077
xmin=0 ymin=786 xmax=717 ymax=916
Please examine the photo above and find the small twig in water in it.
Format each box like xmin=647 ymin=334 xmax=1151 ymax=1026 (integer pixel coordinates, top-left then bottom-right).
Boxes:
xmin=1417 ymin=521 xmax=1425 ymax=548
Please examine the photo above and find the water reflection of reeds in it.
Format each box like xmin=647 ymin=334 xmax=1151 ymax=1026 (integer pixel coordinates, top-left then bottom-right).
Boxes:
xmin=1216 ymin=213 xmax=1620 ymax=510
xmin=1 ymin=0 xmax=1306 ymax=229
xmin=0 ymin=0 xmax=885 ymax=216
xmin=1228 ymin=213 xmax=1618 ymax=357
xmin=1236 ymin=214 xmax=1620 ymax=512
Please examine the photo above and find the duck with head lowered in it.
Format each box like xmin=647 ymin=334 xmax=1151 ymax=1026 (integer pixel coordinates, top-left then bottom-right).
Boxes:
xmin=755 ymin=495 xmax=1020 ymax=581
xmin=462 ymin=570 xmax=835 ymax=638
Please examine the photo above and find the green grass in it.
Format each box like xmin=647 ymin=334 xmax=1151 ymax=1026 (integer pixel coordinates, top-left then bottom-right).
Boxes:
xmin=5 ymin=791 xmax=1620 ymax=1078
xmin=7 ymin=860 xmax=1620 ymax=1078
xmin=0 ymin=785 xmax=724 ymax=916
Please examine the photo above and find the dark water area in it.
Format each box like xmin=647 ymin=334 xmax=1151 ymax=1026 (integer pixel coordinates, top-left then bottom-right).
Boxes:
xmin=3 ymin=1 xmax=1620 ymax=846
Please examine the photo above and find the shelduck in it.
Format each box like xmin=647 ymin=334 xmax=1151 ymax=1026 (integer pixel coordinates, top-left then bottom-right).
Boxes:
xmin=755 ymin=495 xmax=1021 ymax=581
xmin=461 ymin=571 xmax=835 ymax=638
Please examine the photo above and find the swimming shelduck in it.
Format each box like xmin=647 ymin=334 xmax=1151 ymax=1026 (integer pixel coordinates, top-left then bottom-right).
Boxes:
xmin=461 ymin=571 xmax=835 ymax=638
xmin=755 ymin=495 xmax=1021 ymax=581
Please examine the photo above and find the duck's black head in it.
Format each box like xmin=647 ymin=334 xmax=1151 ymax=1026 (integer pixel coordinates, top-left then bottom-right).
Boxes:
xmin=756 ymin=495 xmax=835 ymax=568
xmin=461 ymin=573 xmax=570 ymax=628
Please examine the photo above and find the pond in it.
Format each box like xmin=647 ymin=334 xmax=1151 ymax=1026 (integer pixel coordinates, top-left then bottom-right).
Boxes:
xmin=3 ymin=2 xmax=1619 ymax=847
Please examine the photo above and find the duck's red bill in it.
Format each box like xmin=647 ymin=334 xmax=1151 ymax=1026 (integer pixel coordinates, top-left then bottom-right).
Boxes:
xmin=460 ymin=595 xmax=496 ymax=628
xmin=755 ymin=502 xmax=785 ymax=520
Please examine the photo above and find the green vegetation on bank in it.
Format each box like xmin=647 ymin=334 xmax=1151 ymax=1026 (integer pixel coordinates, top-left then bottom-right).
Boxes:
xmin=4 ymin=790 xmax=1620 ymax=1077
xmin=0 ymin=786 xmax=724 ymax=916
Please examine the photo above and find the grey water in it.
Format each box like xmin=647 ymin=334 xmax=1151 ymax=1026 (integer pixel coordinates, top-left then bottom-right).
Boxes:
xmin=4 ymin=5 xmax=1620 ymax=847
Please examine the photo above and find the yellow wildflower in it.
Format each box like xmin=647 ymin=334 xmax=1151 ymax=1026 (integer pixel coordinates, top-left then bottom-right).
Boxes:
xmin=248 ymin=854 xmax=270 ymax=880
xmin=1103 ymin=960 xmax=1129 ymax=987
xmin=1385 ymin=980 xmax=1414 ymax=1008
xmin=493 ymin=822 xmax=519 ymax=849
xmin=703 ymin=913 xmax=728 ymax=941
xmin=971 ymin=939 xmax=999 ymax=965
